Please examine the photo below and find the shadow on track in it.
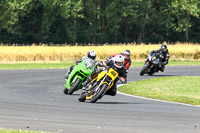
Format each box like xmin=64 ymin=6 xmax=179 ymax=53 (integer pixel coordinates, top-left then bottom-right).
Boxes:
xmin=95 ymin=101 xmax=145 ymax=105
xmin=142 ymin=74 xmax=176 ymax=77
xmin=70 ymin=94 xmax=80 ymax=96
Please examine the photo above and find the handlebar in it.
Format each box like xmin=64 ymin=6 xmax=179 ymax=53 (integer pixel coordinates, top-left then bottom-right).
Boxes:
xmin=118 ymin=76 xmax=127 ymax=84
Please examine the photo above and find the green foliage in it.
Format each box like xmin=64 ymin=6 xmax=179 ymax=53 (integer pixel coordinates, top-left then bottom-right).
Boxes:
xmin=0 ymin=0 xmax=200 ymax=44
xmin=170 ymin=0 xmax=200 ymax=32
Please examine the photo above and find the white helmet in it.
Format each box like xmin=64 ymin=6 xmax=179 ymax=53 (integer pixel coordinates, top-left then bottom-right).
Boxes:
xmin=87 ymin=50 xmax=96 ymax=60
xmin=113 ymin=54 xmax=125 ymax=69
xmin=124 ymin=49 xmax=131 ymax=60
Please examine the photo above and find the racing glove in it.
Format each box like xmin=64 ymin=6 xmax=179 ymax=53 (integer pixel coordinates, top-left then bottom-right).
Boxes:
xmin=97 ymin=61 xmax=107 ymax=67
xmin=75 ymin=60 xmax=82 ymax=65
xmin=120 ymin=77 xmax=127 ymax=84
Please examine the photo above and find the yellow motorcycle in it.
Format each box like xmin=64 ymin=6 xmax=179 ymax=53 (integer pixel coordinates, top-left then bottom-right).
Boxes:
xmin=78 ymin=65 xmax=119 ymax=103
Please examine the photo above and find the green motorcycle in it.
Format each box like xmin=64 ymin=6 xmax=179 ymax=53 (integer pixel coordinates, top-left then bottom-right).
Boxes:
xmin=64 ymin=58 xmax=95 ymax=95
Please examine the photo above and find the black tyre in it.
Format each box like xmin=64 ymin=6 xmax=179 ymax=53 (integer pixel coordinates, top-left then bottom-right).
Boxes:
xmin=68 ymin=78 xmax=82 ymax=95
xmin=140 ymin=64 xmax=150 ymax=76
xmin=90 ymin=84 xmax=108 ymax=103
xmin=78 ymin=92 xmax=86 ymax=102
xmin=63 ymin=87 xmax=68 ymax=94
xmin=148 ymin=70 xmax=155 ymax=76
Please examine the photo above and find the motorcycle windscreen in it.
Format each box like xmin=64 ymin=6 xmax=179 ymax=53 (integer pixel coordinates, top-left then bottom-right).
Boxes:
xmin=85 ymin=58 xmax=95 ymax=69
xmin=153 ymin=59 xmax=160 ymax=64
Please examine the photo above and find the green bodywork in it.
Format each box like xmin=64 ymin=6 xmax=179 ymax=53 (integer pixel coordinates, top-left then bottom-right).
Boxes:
xmin=65 ymin=59 xmax=95 ymax=91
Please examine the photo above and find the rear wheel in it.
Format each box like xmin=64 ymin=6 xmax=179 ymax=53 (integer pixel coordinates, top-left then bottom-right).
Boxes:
xmin=68 ymin=78 xmax=82 ymax=95
xmin=90 ymin=84 xmax=108 ymax=103
xmin=140 ymin=64 xmax=150 ymax=76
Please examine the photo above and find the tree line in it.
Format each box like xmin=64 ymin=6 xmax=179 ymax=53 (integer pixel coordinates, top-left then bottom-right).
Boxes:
xmin=0 ymin=0 xmax=200 ymax=45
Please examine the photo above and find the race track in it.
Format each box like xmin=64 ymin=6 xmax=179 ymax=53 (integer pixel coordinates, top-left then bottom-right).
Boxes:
xmin=0 ymin=66 xmax=200 ymax=133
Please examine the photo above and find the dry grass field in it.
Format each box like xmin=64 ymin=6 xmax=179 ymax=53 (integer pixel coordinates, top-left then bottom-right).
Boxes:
xmin=0 ymin=43 xmax=200 ymax=62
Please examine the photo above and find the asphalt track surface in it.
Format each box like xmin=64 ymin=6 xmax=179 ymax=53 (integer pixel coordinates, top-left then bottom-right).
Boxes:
xmin=0 ymin=66 xmax=200 ymax=133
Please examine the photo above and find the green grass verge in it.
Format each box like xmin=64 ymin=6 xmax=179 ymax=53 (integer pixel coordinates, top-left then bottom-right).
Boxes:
xmin=118 ymin=76 xmax=200 ymax=105
xmin=0 ymin=128 xmax=48 ymax=133
xmin=0 ymin=62 xmax=74 ymax=70
xmin=0 ymin=61 xmax=199 ymax=70
xmin=132 ymin=61 xmax=200 ymax=67
xmin=168 ymin=61 xmax=200 ymax=66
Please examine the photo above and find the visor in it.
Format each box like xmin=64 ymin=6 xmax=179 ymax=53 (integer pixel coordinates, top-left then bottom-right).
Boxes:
xmin=88 ymin=54 xmax=96 ymax=60
xmin=124 ymin=54 xmax=130 ymax=57
xmin=161 ymin=48 xmax=167 ymax=52
xmin=116 ymin=61 xmax=123 ymax=66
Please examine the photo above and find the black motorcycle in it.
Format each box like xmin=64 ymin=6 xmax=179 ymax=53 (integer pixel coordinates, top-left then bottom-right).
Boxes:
xmin=140 ymin=53 xmax=162 ymax=76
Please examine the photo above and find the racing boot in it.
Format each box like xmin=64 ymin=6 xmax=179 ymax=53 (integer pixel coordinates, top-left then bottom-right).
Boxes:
xmin=160 ymin=65 xmax=165 ymax=72
xmin=65 ymin=65 xmax=75 ymax=80
xmin=64 ymin=71 xmax=70 ymax=80
xmin=124 ymin=69 xmax=128 ymax=82
xmin=105 ymin=84 xmax=117 ymax=96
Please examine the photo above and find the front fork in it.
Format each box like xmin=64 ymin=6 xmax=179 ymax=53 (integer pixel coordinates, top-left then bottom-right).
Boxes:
xmin=100 ymin=80 xmax=112 ymax=98
xmin=87 ymin=75 xmax=108 ymax=97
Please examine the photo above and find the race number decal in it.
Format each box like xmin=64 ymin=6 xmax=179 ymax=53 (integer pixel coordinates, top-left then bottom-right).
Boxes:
xmin=111 ymin=71 xmax=117 ymax=77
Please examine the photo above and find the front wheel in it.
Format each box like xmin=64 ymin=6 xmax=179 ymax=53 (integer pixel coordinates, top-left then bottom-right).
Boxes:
xmin=63 ymin=87 xmax=68 ymax=94
xmin=140 ymin=64 xmax=150 ymax=76
xmin=78 ymin=92 xmax=86 ymax=102
xmin=68 ymin=78 xmax=82 ymax=95
xmin=148 ymin=70 xmax=155 ymax=76
xmin=90 ymin=84 xmax=108 ymax=103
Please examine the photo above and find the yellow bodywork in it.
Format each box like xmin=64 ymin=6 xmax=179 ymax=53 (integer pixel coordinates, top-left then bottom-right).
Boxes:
xmin=97 ymin=68 xmax=119 ymax=90
xmin=86 ymin=68 xmax=119 ymax=99
xmin=86 ymin=95 xmax=93 ymax=100
xmin=96 ymin=71 xmax=107 ymax=82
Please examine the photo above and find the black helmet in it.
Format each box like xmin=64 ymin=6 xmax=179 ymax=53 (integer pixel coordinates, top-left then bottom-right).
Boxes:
xmin=160 ymin=44 xmax=167 ymax=52
xmin=87 ymin=50 xmax=96 ymax=60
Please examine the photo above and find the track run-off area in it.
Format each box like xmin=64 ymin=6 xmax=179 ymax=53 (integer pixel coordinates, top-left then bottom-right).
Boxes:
xmin=0 ymin=66 xmax=200 ymax=133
